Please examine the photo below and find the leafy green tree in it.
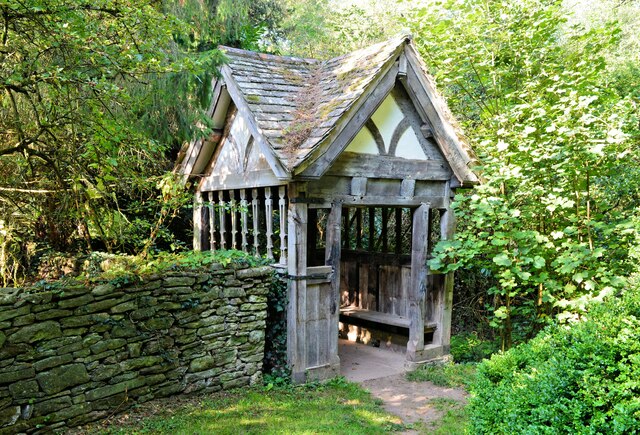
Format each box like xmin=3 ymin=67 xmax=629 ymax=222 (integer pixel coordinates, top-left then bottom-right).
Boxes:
xmin=403 ymin=0 xmax=640 ymax=348
xmin=0 ymin=0 xmax=222 ymax=280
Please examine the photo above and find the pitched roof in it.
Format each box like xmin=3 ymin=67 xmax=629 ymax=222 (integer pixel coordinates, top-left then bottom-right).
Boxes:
xmin=178 ymin=35 xmax=479 ymax=185
xmin=220 ymin=35 xmax=409 ymax=170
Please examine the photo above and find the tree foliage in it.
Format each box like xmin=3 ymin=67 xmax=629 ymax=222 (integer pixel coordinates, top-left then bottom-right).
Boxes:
xmin=402 ymin=0 xmax=640 ymax=348
xmin=0 ymin=0 xmax=287 ymax=284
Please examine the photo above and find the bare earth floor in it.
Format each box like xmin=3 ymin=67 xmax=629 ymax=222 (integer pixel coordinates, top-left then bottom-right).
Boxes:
xmin=339 ymin=339 xmax=467 ymax=431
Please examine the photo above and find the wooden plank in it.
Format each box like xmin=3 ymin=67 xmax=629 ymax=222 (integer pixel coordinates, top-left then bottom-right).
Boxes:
xmin=326 ymin=152 xmax=451 ymax=181
xmin=193 ymin=192 xmax=203 ymax=251
xmin=407 ymin=204 xmax=429 ymax=359
xmin=339 ymin=306 xmax=437 ymax=331
xmin=296 ymin=60 xmax=401 ymax=178
xmin=221 ymin=65 xmax=291 ymax=180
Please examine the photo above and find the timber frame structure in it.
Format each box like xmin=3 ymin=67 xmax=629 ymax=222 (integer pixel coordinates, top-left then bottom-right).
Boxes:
xmin=176 ymin=35 xmax=478 ymax=382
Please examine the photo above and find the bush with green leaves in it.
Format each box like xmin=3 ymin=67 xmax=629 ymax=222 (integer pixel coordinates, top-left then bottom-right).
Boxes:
xmin=469 ymin=286 xmax=640 ymax=433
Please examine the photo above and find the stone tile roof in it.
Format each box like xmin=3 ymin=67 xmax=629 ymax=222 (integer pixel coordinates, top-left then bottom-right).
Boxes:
xmin=220 ymin=35 xmax=409 ymax=170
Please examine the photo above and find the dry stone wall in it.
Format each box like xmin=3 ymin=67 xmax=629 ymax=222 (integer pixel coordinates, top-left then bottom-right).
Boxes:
xmin=0 ymin=264 xmax=271 ymax=433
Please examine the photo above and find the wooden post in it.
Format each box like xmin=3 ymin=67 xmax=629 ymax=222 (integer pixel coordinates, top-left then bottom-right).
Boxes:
xmin=407 ymin=203 xmax=429 ymax=361
xmin=218 ymin=191 xmax=227 ymax=250
xmin=279 ymin=186 xmax=288 ymax=265
xmin=437 ymin=207 xmax=456 ymax=349
xmin=230 ymin=189 xmax=238 ymax=250
xmin=240 ymin=189 xmax=249 ymax=253
xmin=265 ymin=187 xmax=274 ymax=260
xmin=193 ymin=192 xmax=203 ymax=251
xmin=208 ymin=192 xmax=216 ymax=251
xmin=287 ymin=183 xmax=308 ymax=382
xmin=325 ymin=201 xmax=342 ymax=372
xmin=252 ymin=188 xmax=260 ymax=257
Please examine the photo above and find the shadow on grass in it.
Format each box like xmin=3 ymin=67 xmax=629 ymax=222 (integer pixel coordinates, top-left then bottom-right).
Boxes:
xmin=87 ymin=379 xmax=405 ymax=434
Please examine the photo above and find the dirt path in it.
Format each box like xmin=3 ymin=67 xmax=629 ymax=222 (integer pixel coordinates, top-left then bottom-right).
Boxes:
xmin=360 ymin=373 xmax=467 ymax=429
xmin=339 ymin=340 xmax=467 ymax=431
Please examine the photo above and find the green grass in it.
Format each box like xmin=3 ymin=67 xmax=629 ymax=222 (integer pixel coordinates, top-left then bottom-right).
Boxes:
xmin=89 ymin=378 xmax=404 ymax=434
xmin=406 ymin=362 xmax=477 ymax=388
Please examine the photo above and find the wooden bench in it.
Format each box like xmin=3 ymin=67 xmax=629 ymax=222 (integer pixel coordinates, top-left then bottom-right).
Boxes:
xmin=339 ymin=306 xmax=436 ymax=335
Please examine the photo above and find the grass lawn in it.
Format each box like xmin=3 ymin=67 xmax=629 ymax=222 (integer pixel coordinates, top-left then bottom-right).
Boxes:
xmin=81 ymin=378 xmax=405 ymax=434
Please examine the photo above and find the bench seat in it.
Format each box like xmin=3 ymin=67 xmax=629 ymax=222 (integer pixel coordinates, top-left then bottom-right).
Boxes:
xmin=339 ymin=306 xmax=436 ymax=333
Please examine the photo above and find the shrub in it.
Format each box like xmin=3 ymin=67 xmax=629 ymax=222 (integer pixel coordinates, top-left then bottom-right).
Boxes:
xmin=469 ymin=287 xmax=640 ymax=433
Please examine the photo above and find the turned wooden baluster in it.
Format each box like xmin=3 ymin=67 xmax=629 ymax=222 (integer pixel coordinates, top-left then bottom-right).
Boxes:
xmin=278 ymin=185 xmax=287 ymax=265
xmin=252 ymin=188 xmax=260 ymax=257
xmin=218 ymin=191 xmax=227 ymax=250
xmin=230 ymin=189 xmax=238 ymax=250
xmin=208 ymin=192 xmax=216 ymax=251
xmin=240 ymin=189 xmax=248 ymax=253
xmin=265 ymin=187 xmax=274 ymax=260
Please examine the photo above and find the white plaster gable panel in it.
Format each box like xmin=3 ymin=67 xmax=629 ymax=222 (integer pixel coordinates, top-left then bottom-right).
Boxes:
xmin=371 ymin=94 xmax=404 ymax=153
xmin=245 ymin=140 xmax=273 ymax=172
xmin=344 ymin=125 xmax=379 ymax=155
xmin=396 ymin=127 xmax=427 ymax=160
xmin=229 ymin=112 xmax=251 ymax=148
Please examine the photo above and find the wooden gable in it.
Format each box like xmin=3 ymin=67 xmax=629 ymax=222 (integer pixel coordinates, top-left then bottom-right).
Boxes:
xmin=329 ymin=85 xmax=452 ymax=181
xmin=199 ymin=110 xmax=283 ymax=191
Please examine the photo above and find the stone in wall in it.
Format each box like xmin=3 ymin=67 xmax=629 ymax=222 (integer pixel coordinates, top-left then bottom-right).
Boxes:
xmin=0 ymin=264 xmax=272 ymax=433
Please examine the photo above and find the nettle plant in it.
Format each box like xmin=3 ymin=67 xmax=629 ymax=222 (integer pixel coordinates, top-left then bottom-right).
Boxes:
xmin=406 ymin=0 xmax=640 ymax=348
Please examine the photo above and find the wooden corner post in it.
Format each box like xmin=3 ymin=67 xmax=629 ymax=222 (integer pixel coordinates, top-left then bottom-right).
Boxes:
xmin=407 ymin=203 xmax=429 ymax=361
xmin=438 ymin=207 xmax=455 ymax=352
xmin=325 ymin=201 xmax=342 ymax=372
xmin=286 ymin=183 xmax=308 ymax=383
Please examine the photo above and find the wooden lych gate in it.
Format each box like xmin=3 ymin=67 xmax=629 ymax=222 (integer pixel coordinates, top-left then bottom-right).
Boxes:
xmin=176 ymin=35 xmax=478 ymax=382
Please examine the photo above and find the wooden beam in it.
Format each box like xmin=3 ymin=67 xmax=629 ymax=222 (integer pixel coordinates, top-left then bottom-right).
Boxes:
xmin=407 ymin=203 xmax=429 ymax=361
xmin=325 ymin=152 xmax=451 ymax=181
xmin=335 ymin=195 xmax=445 ymax=208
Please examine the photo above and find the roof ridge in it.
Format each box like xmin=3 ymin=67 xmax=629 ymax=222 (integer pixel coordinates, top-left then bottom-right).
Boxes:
xmin=320 ymin=33 xmax=412 ymax=67
xmin=219 ymin=45 xmax=319 ymax=65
